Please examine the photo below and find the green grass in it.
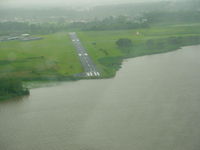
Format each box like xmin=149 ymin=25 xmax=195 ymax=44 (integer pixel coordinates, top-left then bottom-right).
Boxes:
xmin=0 ymin=32 xmax=83 ymax=80
xmin=1 ymin=23 xmax=200 ymax=81
xmin=77 ymin=23 xmax=200 ymax=77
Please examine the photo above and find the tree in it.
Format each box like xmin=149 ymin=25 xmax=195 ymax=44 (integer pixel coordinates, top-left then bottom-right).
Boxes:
xmin=0 ymin=78 xmax=29 ymax=99
xmin=116 ymin=38 xmax=133 ymax=54
xmin=116 ymin=38 xmax=133 ymax=48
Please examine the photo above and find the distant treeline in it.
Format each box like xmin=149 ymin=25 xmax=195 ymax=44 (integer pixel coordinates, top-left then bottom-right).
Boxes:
xmin=145 ymin=11 xmax=200 ymax=24
xmin=0 ymin=10 xmax=200 ymax=34
xmin=66 ymin=10 xmax=200 ymax=30
xmin=0 ymin=78 xmax=29 ymax=100
xmin=0 ymin=22 xmax=68 ymax=35
xmin=0 ymin=16 xmax=149 ymax=34
xmin=69 ymin=16 xmax=149 ymax=31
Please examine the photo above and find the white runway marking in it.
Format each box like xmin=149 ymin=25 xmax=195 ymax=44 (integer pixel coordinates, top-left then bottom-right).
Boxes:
xmin=86 ymin=72 xmax=90 ymax=76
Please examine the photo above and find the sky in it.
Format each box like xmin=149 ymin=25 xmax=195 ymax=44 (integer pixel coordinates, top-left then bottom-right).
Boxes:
xmin=0 ymin=0 xmax=173 ymax=7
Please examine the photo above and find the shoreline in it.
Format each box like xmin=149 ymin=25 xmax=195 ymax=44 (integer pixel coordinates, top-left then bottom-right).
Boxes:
xmin=22 ymin=44 xmax=200 ymax=87
xmin=1 ymin=41 xmax=200 ymax=101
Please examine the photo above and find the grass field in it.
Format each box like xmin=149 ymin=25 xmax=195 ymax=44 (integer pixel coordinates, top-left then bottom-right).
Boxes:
xmin=78 ymin=23 xmax=200 ymax=77
xmin=1 ymin=23 xmax=200 ymax=80
xmin=0 ymin=32 xmax=83 ymax=80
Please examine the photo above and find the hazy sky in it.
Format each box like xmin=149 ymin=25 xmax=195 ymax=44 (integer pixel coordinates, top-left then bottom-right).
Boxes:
xmin=0 ymin=0 xmax=171 ymax=7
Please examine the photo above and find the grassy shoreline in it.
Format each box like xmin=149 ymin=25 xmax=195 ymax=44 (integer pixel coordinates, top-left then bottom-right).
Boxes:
xmin=2 ymin=41 xmax=199 ymax=101
xmin=0 ymin=78 xmax=30 ymax=101
xmin=78 ymin=24 xmax=200 ymax=77
xmin=1 ymin=23 xmax=200 ymax=100
xmin=0 ymin=92 xmax=29 ymax=101
xmin=98 ymin=41 xmax=200 ymax=78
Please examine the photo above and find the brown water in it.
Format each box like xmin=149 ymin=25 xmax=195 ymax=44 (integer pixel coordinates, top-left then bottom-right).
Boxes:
xmin=1 ymin=45 xmax=200 ymax=150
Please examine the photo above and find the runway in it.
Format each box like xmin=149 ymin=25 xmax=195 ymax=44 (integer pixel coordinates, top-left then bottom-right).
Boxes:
xmin=69 ymin=32 xmax=100 ymax=77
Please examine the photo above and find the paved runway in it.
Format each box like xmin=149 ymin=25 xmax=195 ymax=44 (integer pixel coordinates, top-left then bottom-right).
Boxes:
xmin=69 ymin=32 xmax=100 ymax=77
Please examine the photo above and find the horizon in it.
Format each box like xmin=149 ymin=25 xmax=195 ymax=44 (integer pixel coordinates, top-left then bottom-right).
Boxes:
xmin=0 ymin=0 xmax=174 ymax=8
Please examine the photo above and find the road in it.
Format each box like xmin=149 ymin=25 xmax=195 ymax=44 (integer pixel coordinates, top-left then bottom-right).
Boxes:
xmin=69 ymin=32 xmax=100 ymax=77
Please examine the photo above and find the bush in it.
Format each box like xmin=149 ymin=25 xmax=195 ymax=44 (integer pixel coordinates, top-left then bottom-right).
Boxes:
xmin=116 ymin=38 xmax=133 ymax=48
xmin=0 ymin=78 xmax=29 ymax=100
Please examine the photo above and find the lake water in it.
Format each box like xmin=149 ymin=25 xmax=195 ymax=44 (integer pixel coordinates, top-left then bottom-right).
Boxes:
xmin=1 ymin=45 xmax=200 ymax=150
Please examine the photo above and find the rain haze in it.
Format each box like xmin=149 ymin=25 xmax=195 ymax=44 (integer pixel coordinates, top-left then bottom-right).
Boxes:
xmin=1 ymin=0 xmax=175 ymax=7
xmin=0 ymin=0 xmax=200 ymax=150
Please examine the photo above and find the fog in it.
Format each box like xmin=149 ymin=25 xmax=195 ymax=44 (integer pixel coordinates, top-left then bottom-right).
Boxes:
xmin=1 ymin=0 xmax=176 ymax=7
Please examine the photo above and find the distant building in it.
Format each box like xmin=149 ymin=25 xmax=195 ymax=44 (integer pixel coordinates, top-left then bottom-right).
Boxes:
xmin=7 ymin=37 xmax=18 ymax=40
xmin=21 ymin=37 xmax=43 ymax=41
xmin=21 ymin=34 xmax=30 ymax=37
xmin=136 ymin=32 xmax=140 ymax=35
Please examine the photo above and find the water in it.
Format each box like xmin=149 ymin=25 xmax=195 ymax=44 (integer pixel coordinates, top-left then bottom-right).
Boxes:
xmin=1 ymin=45 xmax=200 ymax=150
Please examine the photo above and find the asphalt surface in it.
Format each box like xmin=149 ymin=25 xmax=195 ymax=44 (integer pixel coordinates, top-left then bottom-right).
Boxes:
xmin=69 ymin=32 xmax=100 ymax=77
